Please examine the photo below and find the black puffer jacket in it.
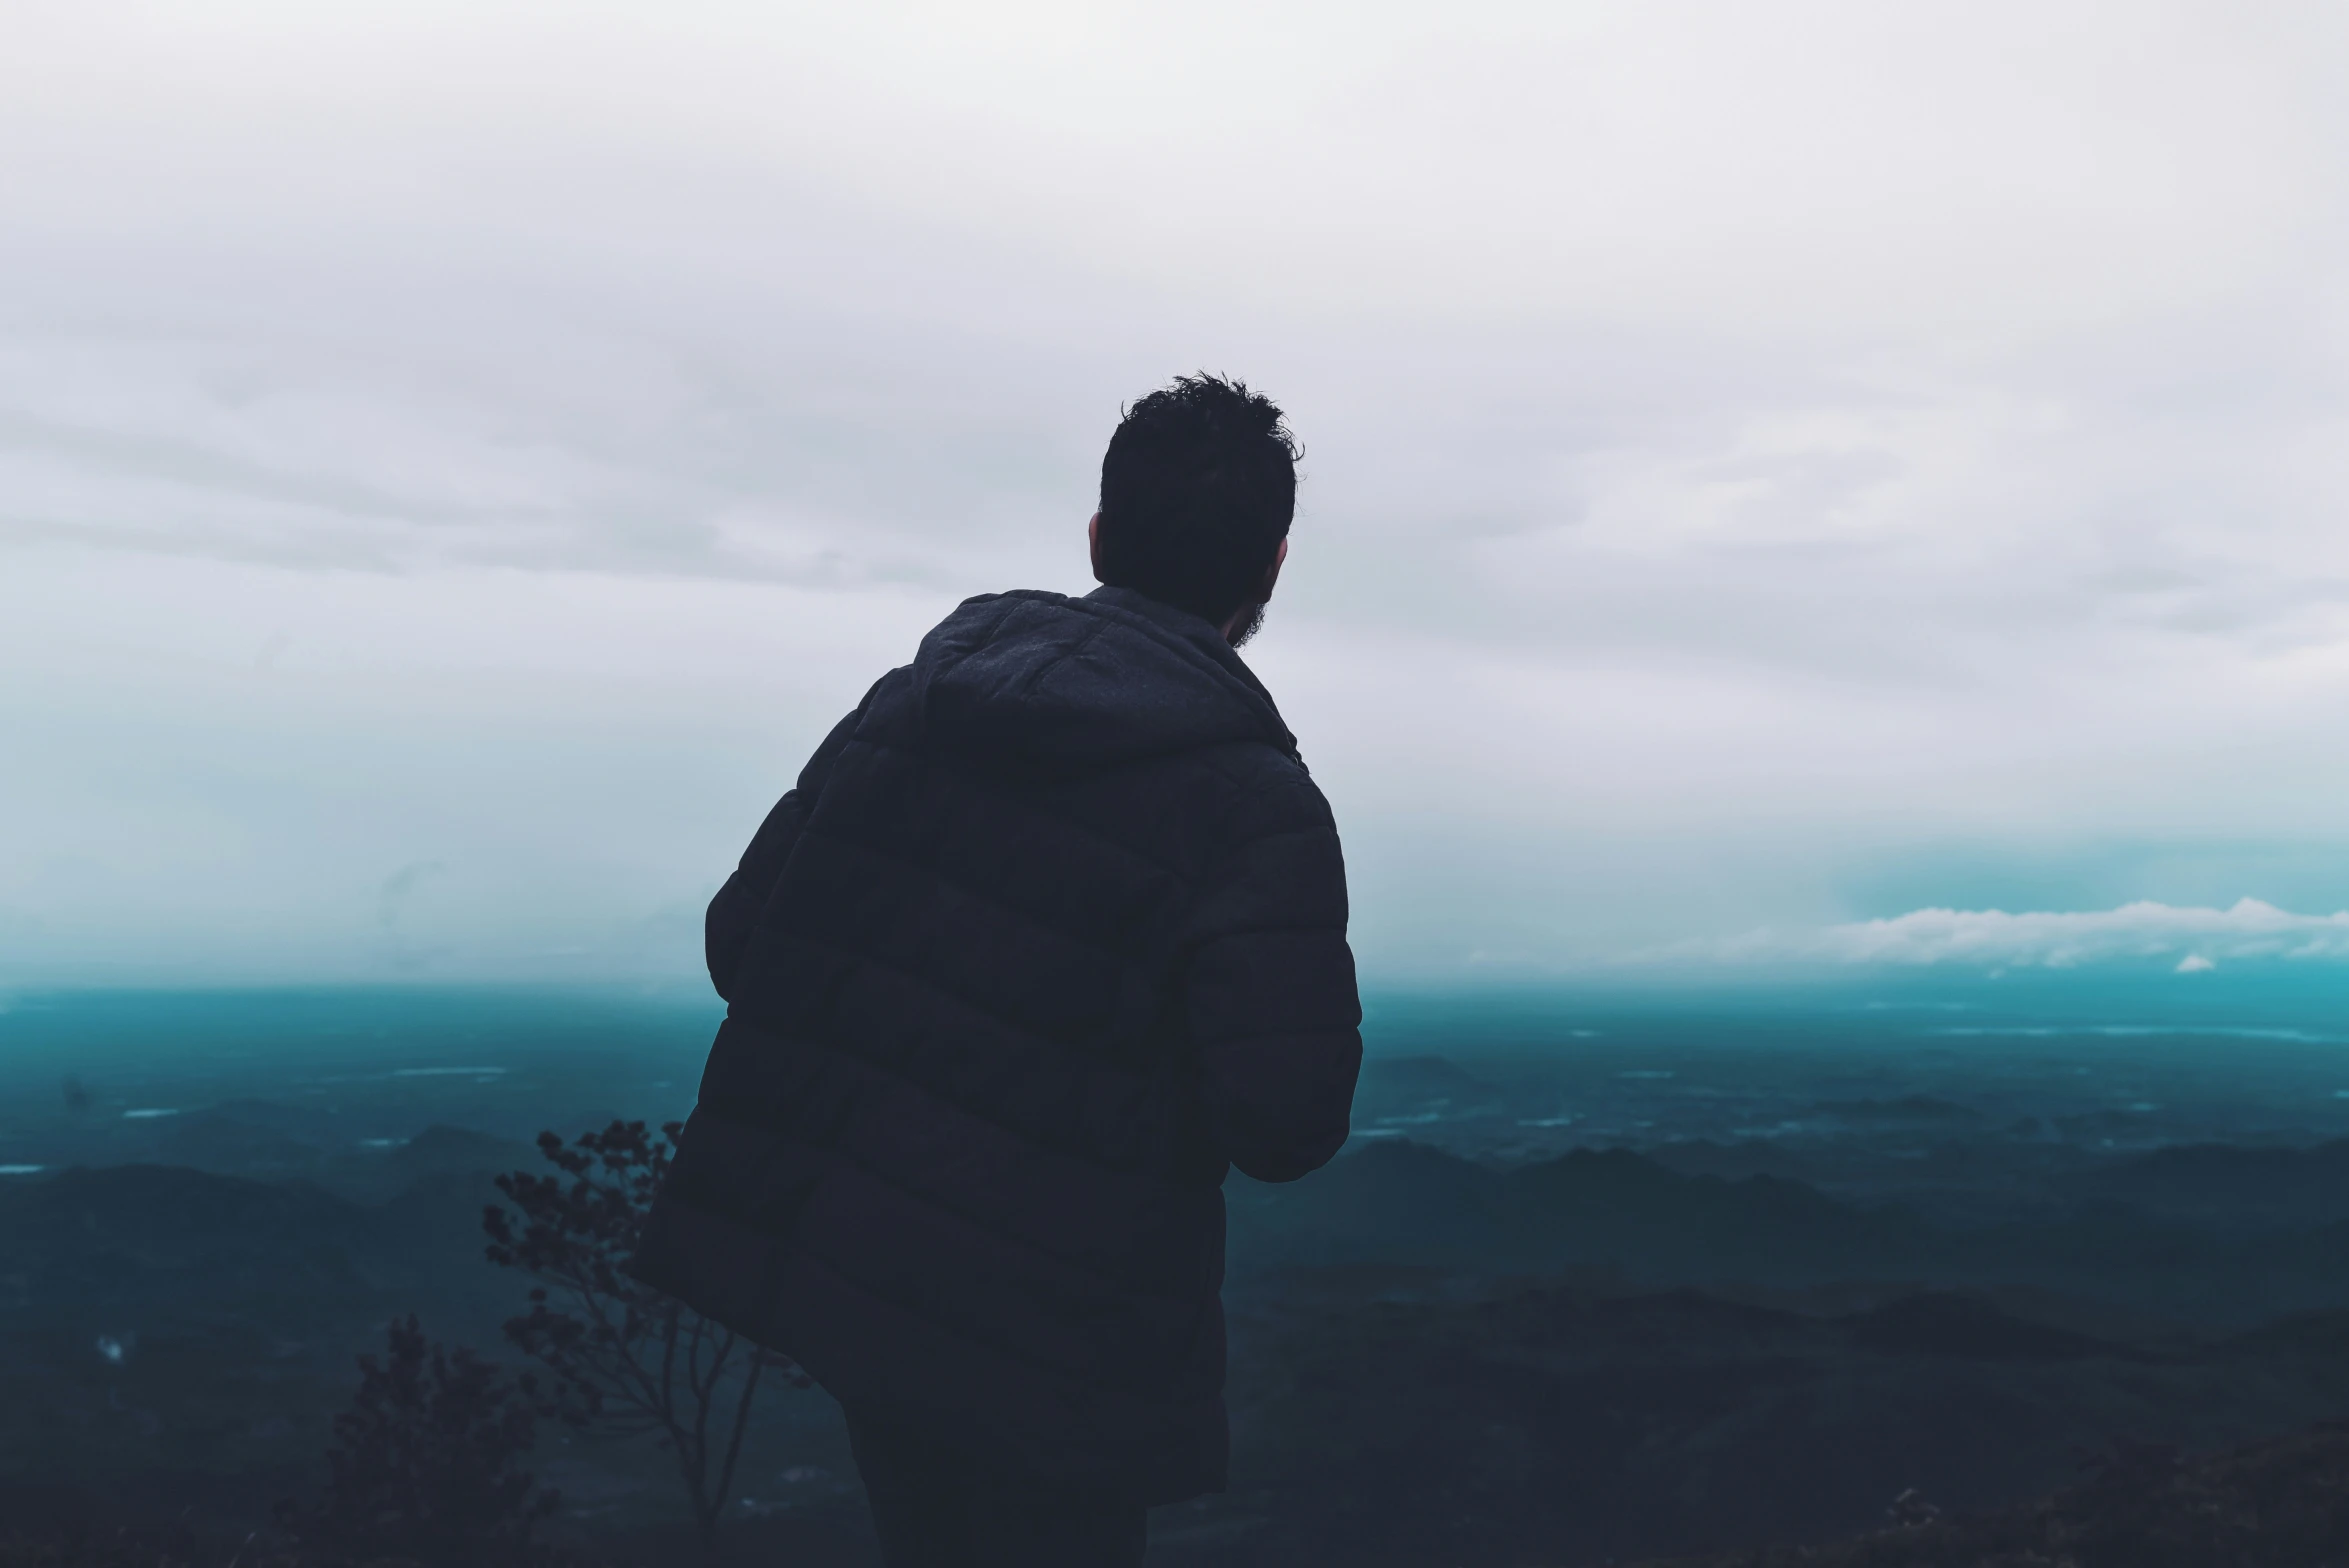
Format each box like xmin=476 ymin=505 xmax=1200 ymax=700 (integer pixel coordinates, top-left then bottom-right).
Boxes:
xmin=632 ymin=585 xmax=1361 ymax=1503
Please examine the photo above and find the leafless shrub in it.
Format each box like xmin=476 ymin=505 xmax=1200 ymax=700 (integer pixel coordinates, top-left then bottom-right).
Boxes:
xmin=483 ymin=1120 xmax=807 ymax=1563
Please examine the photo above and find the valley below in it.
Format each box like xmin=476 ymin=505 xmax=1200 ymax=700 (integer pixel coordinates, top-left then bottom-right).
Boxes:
xmin=10 ymin=982 xmax=2349 ymax=1564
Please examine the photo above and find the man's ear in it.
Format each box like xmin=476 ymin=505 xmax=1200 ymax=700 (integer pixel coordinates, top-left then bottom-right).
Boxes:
xmin=1089 ymin=512 xmax=1106 ymax=584
xmin=1258 ymin=536 xmax=1289 ymax=601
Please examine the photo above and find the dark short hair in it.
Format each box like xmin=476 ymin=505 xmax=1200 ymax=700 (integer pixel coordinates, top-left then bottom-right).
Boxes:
xmin=1095 ymin=374 xmax=1300 ymax=625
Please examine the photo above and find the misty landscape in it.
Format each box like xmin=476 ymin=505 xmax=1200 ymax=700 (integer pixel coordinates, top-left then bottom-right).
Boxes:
xmin=11 ymin=975 xmax=2349 ymax=1564
xmin=16 ymin=2 xmax=2349 ymax=1563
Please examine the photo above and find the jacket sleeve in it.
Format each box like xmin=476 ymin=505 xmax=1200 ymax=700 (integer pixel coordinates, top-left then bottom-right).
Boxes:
xmin=705 ymin=699 xmax=868 ymax=1001
xmin=1185 ymin=770 xmax=1363 ymax=1183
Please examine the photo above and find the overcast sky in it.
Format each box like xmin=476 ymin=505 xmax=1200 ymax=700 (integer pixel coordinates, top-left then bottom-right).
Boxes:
xmin=8 ymin=1 xmax=2349 ymax=986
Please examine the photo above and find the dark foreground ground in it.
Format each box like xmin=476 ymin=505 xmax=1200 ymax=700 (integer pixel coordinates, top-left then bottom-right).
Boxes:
xmin=18 ymin=1422 xmax=2349 ymax=1567
xmin=1656 ymin=1421 xmax=2349 ymax=1567
xmin=11 ymin=982 xmax=2349 ymax=1564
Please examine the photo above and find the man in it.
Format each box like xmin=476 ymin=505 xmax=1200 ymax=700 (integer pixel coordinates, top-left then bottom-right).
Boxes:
xmin=633 ymin=374 xmax=1362 ymax=1566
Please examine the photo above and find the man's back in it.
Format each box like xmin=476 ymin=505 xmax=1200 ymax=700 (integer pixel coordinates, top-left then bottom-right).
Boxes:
xmin=634 ymin=375 xmax=1360 ymax=1556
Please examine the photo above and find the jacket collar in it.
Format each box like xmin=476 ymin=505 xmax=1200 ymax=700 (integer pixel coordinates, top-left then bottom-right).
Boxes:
xmin=1077 ymin=585 xmax=1300 ymax=763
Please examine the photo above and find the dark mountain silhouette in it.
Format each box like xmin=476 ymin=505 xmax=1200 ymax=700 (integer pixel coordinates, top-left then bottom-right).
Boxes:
xmin=1505 ymin=1147 xmax=1918 ymax=1276
xmin=0 ymin=1165 xmax=385 ymax=1311
xmin=1183 ymin=1276 xmax=2349 ymax=1568
xmin=0 ymin=1154 xmax=514 ymax=1326
xmin=1229 ymin=1136 xmax=1511 ymax=1262
xmin=2056 ymin=1137 xmax=2349 ymax=1229
xmin=1194 ymin=1282 xmax=2349 ymax=1568
xmin=2220 ymin=1306 xmax=2349 ymax=1357
xmin=1229 ymin=1139 xmax=1918 ymax=1281
xmin=1646 ymin=1421 xmax=2349 ymax=1568
xmin=1642 ymin=1137 xmax=1835 ymax=1187
xmin=1229 ymin=1138 xmax=2349 ymax=1326
xmin=21 ymin=1117 xmax=2349 ymax=1565
xmin=1841 ymin=1291 xmax=2136 ymax=1361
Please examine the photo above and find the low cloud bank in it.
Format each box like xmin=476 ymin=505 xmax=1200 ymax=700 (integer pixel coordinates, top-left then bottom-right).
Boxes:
xmin=1695 ymin=898 xmax=2349 ymax=970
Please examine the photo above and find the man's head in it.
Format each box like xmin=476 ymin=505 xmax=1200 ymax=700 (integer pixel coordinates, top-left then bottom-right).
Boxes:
xmin=1091 ymin=374 xmax=1299 ymax=644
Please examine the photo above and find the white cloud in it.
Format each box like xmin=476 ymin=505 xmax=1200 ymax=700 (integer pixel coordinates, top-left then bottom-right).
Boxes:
xmin=1694 ymin=899 xmax=2349 ymax=971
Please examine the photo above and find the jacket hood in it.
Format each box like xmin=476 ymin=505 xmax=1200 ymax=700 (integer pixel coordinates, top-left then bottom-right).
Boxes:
xmin=880 ymin=586 xmax=1299 ymax=770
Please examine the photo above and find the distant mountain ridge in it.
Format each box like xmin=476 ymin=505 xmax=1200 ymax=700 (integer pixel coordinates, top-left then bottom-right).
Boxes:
xmin=0 ymin=1163 xmax=378 ymax=1303
xmin=1228 ymin=1137 xmax=1921 ymax=1281
xmin=1229 ymin=1137 xmax=2349 ymax=1324
xmin=20 ymin=1125 xmax=2349 ymax=1330
xmin=2055 ymin=1137 xmax=2349 ymax=1228
xmin=0 ymin=1127 xmax=536 ymax=1319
